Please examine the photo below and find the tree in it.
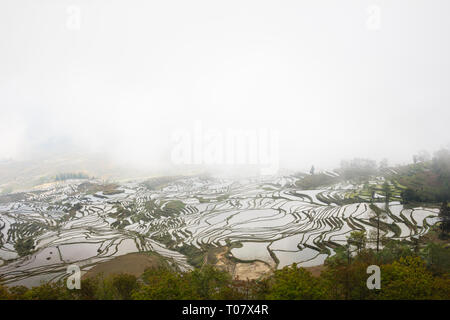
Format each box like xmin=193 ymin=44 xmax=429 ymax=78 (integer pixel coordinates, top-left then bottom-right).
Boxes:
xmin=382 ymin=181 xmax=391 ymax=207
xmin=439 ymin=200 xmax=450 ymax=238
xmin=322 ymin=247 xmax=379 ymax=300
xmin=369 ymin=204 xmax=387 ymax=253
xmin=189 ymin=265 xmax=231 ymax=299
xmin=111 ymin=274 xmax=137 ymax=300
xmin=380 ymin=256 xmax=434 ymax=299
xmin=7 ymin=286 xmax=28 ymax=300
xmin=379 ymin=158 xmax=388 ymax=169
xmin=401 ymin=188 xmax=418 ymax=204
xmin=266 ymin=264 xmax=327 ymax=299
xmin=422 ymin=243 xmax=450 ymax=275
xmin=339 ymin=158 xmax=377 ymax=182
xmin=413 ymin=150 xmax=430 ymax=163
xmin=347 ymin=231 xmax=366 ymax=254
xmin=0 ymin=284 xmax=10 ymax=299
xmin=76 ymin=277 xmax=99 ymax=300
xmin=132 ymin=268 xmax=194 ymax=300
xmin=377 ymin=240 xmax=413 ymax=264
xmin=23 ymin=282 xmax=71 ymax=300
xmin=369 ymin=185 xmax=376 ymax=202
xmin=14 ymin=238 xmax=34 ymax=257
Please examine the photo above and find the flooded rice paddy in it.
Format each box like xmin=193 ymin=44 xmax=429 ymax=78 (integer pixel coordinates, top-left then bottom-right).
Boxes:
xmin=0 ymin=176 xmax=440 ymax=286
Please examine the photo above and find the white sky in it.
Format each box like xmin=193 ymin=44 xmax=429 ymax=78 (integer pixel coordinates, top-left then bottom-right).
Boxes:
xmin=1 ymin=0 xmax=449 ymax=173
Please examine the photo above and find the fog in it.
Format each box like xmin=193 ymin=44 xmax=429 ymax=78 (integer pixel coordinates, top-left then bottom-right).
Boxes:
xmin=1 ymin=0 xmax=450 ymax=176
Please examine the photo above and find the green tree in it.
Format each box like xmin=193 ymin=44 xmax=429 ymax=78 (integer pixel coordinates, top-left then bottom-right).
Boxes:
xmin=73 ymin=277 xmax=99 ymax=300
xmin=382 ymin=181 xmax=391 ymax=206
xmin=439 ymin=200 xmax=450 ymax=238
xmin=188 ymin=265 xmax=231 ymax=299
xmin=14 ymin=238 xmax=34 ymax=257
xmin=132 ymin=268 xmax=194 ymax=300
xmin=380 ymin=256 xmax=434 ymax=299
xmin=347 ymin=231 xmax=366 ymax=254
xmin=376 ymin=240 xmax=413 ymax=264
xmin=421 ymin=242 xmax=450 ymax=275
xmin=7 ymin=286 xmax=29 ymax=300
xmin=22 ymin=282 xmax=71 ymax=300
xmin=0 ymin=284 xmax=11 ymax=300
xmin=266 ymin=264 xmax=327 ymax=300
xmin=369 ymin=204 xmax=387 ymax=253
xmin=401 ymin=188 xmax=418 ymax=204
xmin=111 ymin=274 xmax=137 ymax=300
xmin=322 ymin=256 xmax=378 ymax=300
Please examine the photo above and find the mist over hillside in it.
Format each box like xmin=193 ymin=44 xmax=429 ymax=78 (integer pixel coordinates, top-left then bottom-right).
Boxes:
xmin=1 ymin=1 xmax=450 ymax=176
xmin=1 ymin=1 xmax=450 ymax=304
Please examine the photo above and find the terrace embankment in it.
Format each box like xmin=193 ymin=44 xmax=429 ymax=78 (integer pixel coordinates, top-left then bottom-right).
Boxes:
xmin=81 ymin=247 xmax=273 ymax=281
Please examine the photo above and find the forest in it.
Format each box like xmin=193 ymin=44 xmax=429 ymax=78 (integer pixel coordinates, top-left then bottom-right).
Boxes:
xmin=1 ymin=221 xmax=448 ymax=300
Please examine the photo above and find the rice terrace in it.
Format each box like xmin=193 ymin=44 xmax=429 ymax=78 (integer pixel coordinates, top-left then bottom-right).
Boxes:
xmin=1 ymin=0 xmax=450 ymax=305
xmin=0 ymin=168 xmax=443 ymax=288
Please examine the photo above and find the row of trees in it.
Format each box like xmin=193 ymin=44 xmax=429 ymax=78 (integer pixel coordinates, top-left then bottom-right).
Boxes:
xmin=1 ymin=235 xmax=448 ymax=300
xmin=440 ymin=201 xmax=450 ymax=238
xmin=55 ymin=172 xmax=89 ymax=181
xmin=400 ymin=148 xmax=450 ymax=203
xmin=306 ymin=157 xmax=388 ymax=187
xmin=14 ymin=238 xmax=35 ymax=257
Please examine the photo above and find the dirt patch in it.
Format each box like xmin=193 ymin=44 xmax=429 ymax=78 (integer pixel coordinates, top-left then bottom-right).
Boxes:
xmin=213 ymin=247 xmax=273 ymax=280
xmin=233 ymin=262 xmax=272 ymax=280
xmin=77 ymin=182 xmax=119 ymax=194
xmin=82 ymin=253 xmax=165 ymax=279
